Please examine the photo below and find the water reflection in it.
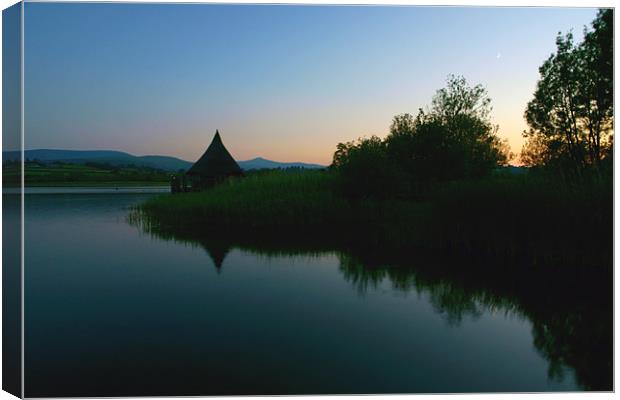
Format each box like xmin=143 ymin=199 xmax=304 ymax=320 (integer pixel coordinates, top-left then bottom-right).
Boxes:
xmin=338 ymin=253 xmax=613 ymax=391
xmin=131 ymin=210 xmax=612 ymax=391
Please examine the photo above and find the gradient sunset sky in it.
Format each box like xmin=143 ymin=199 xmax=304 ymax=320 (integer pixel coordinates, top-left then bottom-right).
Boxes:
xmin=23 ymin=3 xmax=598 ymax=164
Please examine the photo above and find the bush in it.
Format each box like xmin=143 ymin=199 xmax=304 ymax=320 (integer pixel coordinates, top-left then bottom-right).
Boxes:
xmin=331 ymin=136 xmax=408 ymax=199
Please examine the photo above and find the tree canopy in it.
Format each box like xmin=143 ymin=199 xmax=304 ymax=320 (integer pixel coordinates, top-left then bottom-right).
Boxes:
xmin=383 ymin=75 xmax=509 ymax=186
xmin=332 ymin=75 xmax=510 ymax=198
xmin=522 ymin=9 xmax=613 ymax=173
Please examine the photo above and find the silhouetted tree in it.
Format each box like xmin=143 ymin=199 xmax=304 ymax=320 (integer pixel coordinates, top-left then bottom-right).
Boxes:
xmin=522 ymin=9 xmax=613 ymax=173
xmin=332 ymin=135 xmax=405 ymax=199
xmin=333 ymin=75 xmax=509 ymax=198
xmin=429 ymin=74 xmax=492 ymax=122
xmin=386 ymin=75 xmax=509 ymax=187
xmin=389 ymin=112 xmax=416 ymax=136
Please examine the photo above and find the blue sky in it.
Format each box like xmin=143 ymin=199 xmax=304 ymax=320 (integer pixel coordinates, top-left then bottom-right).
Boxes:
xmin=23 ymin=3 xmax=598 ymax=164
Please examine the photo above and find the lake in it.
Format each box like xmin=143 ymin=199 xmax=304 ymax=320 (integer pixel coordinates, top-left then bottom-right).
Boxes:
xmin=10 ymin=191 xmax=596 ymax=396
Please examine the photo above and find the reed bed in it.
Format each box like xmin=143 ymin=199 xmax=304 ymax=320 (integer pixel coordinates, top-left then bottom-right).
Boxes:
xmin=136 ymin=169 xmax=612 ymax=271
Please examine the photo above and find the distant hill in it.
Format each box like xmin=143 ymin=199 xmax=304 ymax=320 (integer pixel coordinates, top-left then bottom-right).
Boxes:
xmin=238 ymin=157 xmax=325 ymax=171
xmin=3 ymin=149 xmax=325 ymax=172
xmin=3 ymin=149 xmax=193 ymax=172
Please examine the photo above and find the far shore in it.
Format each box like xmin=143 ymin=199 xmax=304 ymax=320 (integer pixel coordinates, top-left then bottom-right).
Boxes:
xmin=4 ymin=181 xmax=169 ymax=188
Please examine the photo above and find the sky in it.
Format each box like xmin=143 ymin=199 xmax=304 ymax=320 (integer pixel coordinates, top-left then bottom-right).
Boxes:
xmin=21 ymin=3 xmax=599 ymax=164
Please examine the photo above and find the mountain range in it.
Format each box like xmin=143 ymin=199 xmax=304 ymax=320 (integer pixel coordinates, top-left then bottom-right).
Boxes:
xmin=2 ymin=149 xmax=326 ymax=171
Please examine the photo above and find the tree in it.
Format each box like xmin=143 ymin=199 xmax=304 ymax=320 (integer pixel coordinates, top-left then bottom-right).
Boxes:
xmin=522 ymin=9 xmax=613 ymax=172
xmin=331 ymin=136 xmax=405 ymax=199
xmin=332 ymin=75 xmax=510 ymax=199
xmin=386 ymin=75 xmax=509 ymax=184
xmin=389 ymin=113 xmax=416 ymax=137
xmin=430 ymin=74 xmax=492 ymax=122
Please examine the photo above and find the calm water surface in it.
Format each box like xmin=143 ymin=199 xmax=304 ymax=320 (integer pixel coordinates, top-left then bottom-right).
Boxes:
xmin=20 ymin=192 xmax=581 ymax=396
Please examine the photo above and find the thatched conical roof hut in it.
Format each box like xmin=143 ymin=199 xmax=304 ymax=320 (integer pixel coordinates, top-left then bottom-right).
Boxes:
xmin=185 ymin=130 xmax=242 ymax=190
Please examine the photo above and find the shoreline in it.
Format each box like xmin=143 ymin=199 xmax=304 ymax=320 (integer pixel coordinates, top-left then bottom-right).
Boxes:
xmin=3 ymin=185 xmax=170 ymax=195
xmin=3 ymin=181 xmax=169 ymax=188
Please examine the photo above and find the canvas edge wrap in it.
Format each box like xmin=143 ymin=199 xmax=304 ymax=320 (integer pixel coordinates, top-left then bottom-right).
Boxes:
xmin=2 ymin=2 xmax=23 ymax=398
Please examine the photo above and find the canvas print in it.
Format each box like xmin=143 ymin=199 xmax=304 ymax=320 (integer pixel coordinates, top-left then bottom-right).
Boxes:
xmin=2 ymin=2 xmax=614 ymax=397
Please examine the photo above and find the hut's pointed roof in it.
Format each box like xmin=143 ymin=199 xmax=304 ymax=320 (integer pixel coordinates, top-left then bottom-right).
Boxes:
xmin=187 ymin=130 xmax=242 ymax=177
xmin=203 ymin=242 xmax=231 ymax=272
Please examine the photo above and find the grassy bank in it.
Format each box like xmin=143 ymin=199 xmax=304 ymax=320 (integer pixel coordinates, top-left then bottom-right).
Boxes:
xmin=136 ymin=169 xmax=612 ymax=272
xmin=3 ymin=162 xmax=170 ymax=186
xmin=20 ymin=181 xmax=169 ymax=187
xmin=140 ymin=170 xmax=378 ymax=232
